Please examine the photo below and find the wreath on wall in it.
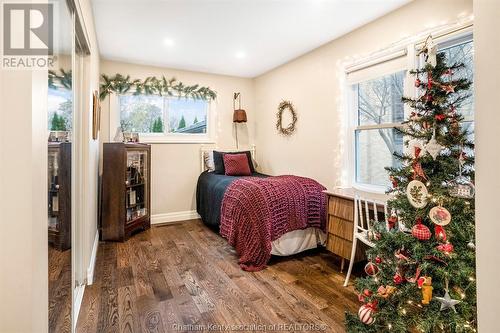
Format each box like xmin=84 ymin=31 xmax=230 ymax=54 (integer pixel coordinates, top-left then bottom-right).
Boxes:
xmin=276 ymin=100 xmax=297 ymax=136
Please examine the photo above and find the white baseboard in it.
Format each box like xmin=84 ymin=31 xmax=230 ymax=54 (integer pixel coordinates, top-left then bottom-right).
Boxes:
xmin=151 ymin=210 xmax=200 ymax=225
xmin=86 ymin=230 xmax=99 ymax=285
xmin=73 ymin=284 xmax=85 ymax=331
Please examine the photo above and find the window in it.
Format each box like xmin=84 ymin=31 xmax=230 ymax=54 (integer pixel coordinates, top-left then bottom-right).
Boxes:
xmin=112 ymin=94 xmax=212 ymax=143
xmin=346 ymin=30 xmax=474 ymax=192
xmin=48 ymin=87 xmax=72 ymax=131
xmin=353 ymin=71 xmax=405 ymax=189
xmin=439 ymin=36 xmax=474 ymax=139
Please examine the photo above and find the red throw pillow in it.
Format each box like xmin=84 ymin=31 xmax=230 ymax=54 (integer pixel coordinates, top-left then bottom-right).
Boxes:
xmin=223 ymin=153 xmax=252 ymax=176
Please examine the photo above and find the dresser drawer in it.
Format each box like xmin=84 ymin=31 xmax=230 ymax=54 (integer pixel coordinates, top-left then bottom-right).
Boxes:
xmin=328 ymin=215 xmax=354 ymax=241
xmin=326 ymin=234 xmax=365 ymax=261
xmin=328 ymin=196 xmax=354 ymax=221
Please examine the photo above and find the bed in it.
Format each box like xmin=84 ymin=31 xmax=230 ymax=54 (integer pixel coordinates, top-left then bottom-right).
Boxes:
xmin=196 ymin=146 xmax=327 ymax=270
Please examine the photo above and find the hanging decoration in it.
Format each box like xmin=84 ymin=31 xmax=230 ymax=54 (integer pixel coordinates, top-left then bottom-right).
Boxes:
xmin=276 ymin=100 xmax=298 ymax=136
xmin=358 ymin=303 xmax=377 ymax=325
xmin=377 ymin=285 xmax=396 ymax=299
xmin=436 ymin=242 xmax=454 ymax=255
xmin=406 ymin=180 xmax=428 ymax=208
xmin=434 ymin=225 xmax=447 ymax=242
xmin=447 ymin=153 xmax=475 ymax=199
xmin=424 ymin=129 xmax=443 ymax=160
xmin=418 ymin=276 xmax=433 ymax=305
xmin=364 ymin=262 xmax=379 ymax=276
xmin=434 ymin=278 xmax=460 ymax=312
xmin=411 ymin=218 xmax=431 ymax=240
xmin=417 ymin=35 xmax=437 ymax=67
xmin=99 ymin=73 xmax=217 ymax=101
xmin=429 ymin=206 xmax=451 ymax=226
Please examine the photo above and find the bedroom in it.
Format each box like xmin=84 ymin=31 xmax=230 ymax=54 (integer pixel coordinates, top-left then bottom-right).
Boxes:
xmin=0 ymin=0 xmax=499 ymax=332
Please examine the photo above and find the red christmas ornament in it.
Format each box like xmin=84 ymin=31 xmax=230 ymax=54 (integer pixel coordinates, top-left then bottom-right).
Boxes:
xmin=415 ymin=78 xmax=421 ymax=87
xmin=437 ymin=243 xmax=454 ymax=254
xmin=412 ymin=218 xmax=431 ymax=240
xmin=412 ymin=161 xmax=427 ymax=180
xmin=390 ymin=176 xmax=398 ymax=188
xmin=358 ymin=303 xmax=376 ymax=325
xmin=364 ymin=262 xmax=379 ymax=276
xmin=393 ymin=272 xmax=404 ymax=285
xmin=414 ymin=146 xmax=422 ymax=159
xmin=387 ymin=215 xmax=398 ymax=230
xmin=435 ymin=114 xmax=446 ymax=121
xmin=375 ymin=256 xmax=383 ymax=264
xmin=426 ymin=94 xmax=433 ymax=102
xmin=427 ymin=74 xmax=433 ymax=89
xmin=363 ymin=289 xmax=373 ymax=297
xmin=434 ymin=225 xmax=447 ymax=242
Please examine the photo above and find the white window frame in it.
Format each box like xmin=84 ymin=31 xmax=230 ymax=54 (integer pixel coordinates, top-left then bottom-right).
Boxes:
xmin=109 ymin=93 xmax=216 ymax=144
xmin=345 ymin=23 xmax=473 ymax=193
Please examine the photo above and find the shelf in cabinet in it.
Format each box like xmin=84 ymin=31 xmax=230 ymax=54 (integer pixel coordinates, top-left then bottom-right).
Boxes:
xmin=126 ymin=182 xmax=145 ymax=188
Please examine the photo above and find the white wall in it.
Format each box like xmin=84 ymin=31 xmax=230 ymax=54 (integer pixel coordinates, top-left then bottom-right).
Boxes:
xmin=100 ymin=60 xmax=255 ymax=218
xmin=0 ymin=69 xmax=49 ymax=333
xmin=474 ymin=0 xmax=500 ymax=331
xmin=254 ymin=0 xmax=473 ymax=189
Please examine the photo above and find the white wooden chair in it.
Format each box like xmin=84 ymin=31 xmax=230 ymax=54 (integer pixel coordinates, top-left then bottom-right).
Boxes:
xmin=343 ymin=195 xmax=389 ymax=287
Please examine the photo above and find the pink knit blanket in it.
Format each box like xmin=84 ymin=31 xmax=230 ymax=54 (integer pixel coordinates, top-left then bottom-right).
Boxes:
xmin=220 ymin=175 xmax=327 ymax=271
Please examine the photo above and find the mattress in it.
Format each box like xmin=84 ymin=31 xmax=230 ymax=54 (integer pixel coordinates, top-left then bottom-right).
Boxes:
xmin=271 ymin=227 xmax=326 ymax=256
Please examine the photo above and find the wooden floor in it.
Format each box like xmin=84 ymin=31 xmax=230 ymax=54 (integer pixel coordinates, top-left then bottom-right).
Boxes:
xmin=77 ymin=219 xmax=360 ymax=333
xmin=49 ymin=246 xmax=72 ymax=333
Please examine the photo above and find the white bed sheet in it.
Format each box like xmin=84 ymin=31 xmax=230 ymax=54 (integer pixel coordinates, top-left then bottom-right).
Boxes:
xmin=270 ymin=227 xmax=326 ymax=256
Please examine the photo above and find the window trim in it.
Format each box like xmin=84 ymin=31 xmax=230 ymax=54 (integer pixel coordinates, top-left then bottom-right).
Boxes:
xmin=109 ymin=93 xmax=216 ymax=144
xmin=345 ymin=25 xmax=473 ymax=193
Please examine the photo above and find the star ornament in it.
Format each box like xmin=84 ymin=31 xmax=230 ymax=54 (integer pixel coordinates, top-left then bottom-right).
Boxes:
xmin=434 ymin=278 xmax=461 ymax=312
xmin=435 ymin=289 xmax=461 ymax=312
xmin=442 ymin=84 xmax=456 ymax=94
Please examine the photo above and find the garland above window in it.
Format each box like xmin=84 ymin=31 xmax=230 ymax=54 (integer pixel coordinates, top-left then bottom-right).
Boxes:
xmin=99 ymin=74 xmax=217 ymax=101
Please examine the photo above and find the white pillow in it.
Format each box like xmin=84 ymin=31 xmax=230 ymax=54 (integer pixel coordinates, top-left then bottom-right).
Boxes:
xmin=203 ymin=151 xmax=215 ymax=172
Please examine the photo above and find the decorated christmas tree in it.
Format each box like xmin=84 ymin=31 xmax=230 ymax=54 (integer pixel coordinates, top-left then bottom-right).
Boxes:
xmin=345 ymin=36 xmax=476 ymax=332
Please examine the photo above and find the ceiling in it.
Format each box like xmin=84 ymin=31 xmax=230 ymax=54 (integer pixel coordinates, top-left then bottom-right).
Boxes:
xmin=92 ymin=0 xmax=411 ymax=78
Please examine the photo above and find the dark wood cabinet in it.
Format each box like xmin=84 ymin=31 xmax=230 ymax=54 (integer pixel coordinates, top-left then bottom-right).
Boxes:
xmin=101 ymin=143 xmax=151 ymax=241
xmin=48 ymin=142 xmax=71 ymax=251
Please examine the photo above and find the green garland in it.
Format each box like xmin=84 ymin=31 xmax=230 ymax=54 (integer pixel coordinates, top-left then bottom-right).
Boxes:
xmin=48 ymin=68 xmax=72 ymax=90
xmin=99 ymin=74 xmax=217 ymax=101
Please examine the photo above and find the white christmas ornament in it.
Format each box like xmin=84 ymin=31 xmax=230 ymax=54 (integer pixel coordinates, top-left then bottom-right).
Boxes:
xmin=406 ymin=180 xmax=428 ymax=209
xmin=425 ymin=130 xmax=443 ymax=160
xmin=418 ymin=35 xmax=437 ymax=67
xmin=434 ymin=279 xmax=461 ymax=312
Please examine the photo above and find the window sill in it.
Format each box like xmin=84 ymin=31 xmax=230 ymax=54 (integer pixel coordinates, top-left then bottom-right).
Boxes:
xmin=139 ymin=139 xmax=216 ymax=144
xmin=352 ymin=183 xmax=388 ymax=195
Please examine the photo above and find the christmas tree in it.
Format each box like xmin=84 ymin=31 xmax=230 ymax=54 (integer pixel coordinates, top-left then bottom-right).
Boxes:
xmin=151 ymin=117 xmax=163 ymax=133
xmin=50 ymin=112 xmax=67 ymax=131
xmin=345 ymin=36 xmax=476 ymax=332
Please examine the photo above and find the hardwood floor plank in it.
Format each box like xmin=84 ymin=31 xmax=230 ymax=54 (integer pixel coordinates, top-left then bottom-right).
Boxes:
xmin=77 ymin=220 xmax=361 ymax=333
xmin=118 ymin=285 xmax=139 ymax=333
